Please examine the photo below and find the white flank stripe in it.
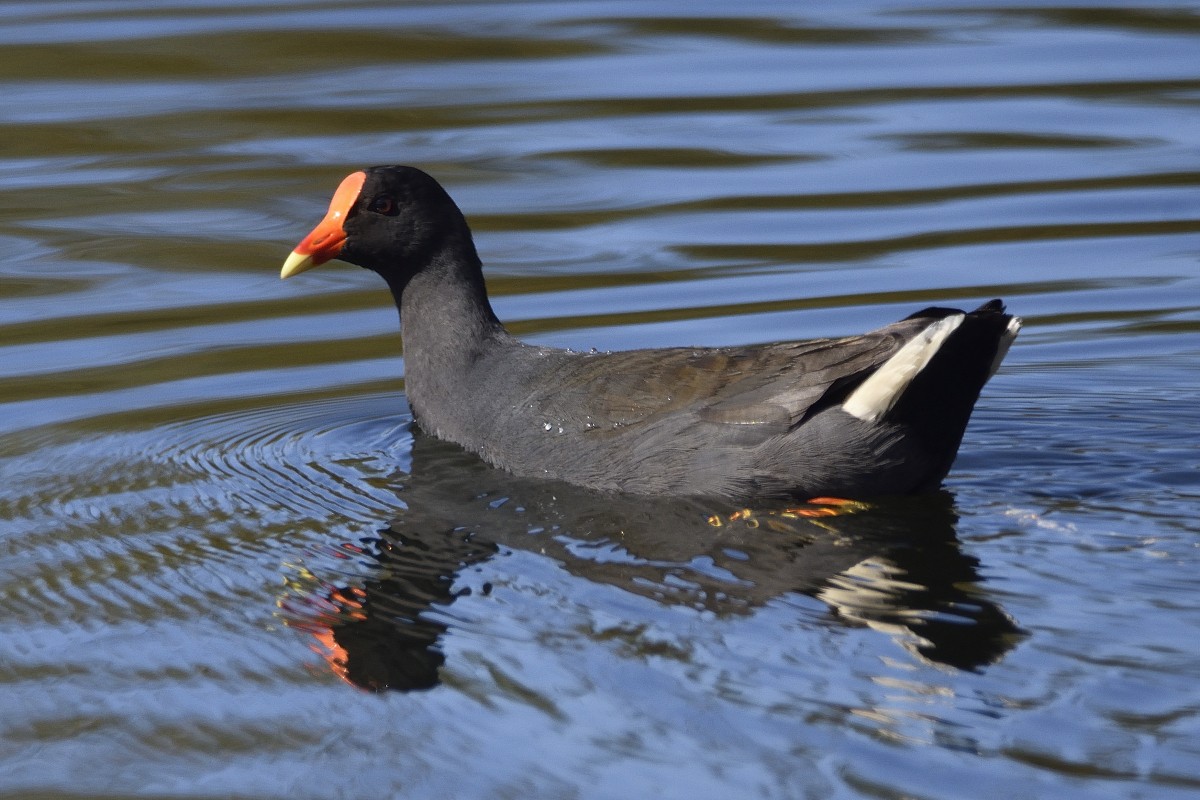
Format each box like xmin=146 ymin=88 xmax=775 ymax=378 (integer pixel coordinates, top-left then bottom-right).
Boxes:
xmin=843 ymin=314 xmax=965 ymax=423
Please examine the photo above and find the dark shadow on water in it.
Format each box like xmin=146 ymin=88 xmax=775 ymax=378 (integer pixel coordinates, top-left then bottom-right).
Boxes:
xmin=286 ymin=430 xmax=1024 ymax=692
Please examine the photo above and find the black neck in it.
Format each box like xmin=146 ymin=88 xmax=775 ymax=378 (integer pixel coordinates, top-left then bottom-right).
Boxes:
xmin=386 ymin=242 xmax=510 ymax=427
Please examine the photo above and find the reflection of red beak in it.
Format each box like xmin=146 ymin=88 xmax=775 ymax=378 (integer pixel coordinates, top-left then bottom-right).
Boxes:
xmin=281 ymin=583 xmax=368 ymax=689
xmin=280 ymin=170 xmax=367 ymax=278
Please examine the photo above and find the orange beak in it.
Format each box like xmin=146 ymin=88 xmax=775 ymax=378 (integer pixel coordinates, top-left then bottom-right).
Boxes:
xmin=280 ymin=170 xmax=367 ymax=279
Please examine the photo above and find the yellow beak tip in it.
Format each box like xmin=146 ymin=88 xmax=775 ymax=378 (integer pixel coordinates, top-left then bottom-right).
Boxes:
xmin=280 ymin=250 xmax=316 ymax=280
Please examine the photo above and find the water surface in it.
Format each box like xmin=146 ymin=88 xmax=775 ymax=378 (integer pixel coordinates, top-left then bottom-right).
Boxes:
xmin=1 ymin=2 xmax=1198 ymax=798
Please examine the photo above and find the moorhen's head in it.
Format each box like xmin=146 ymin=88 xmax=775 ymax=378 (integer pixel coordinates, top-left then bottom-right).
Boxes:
xmin=281 ymin=166 xmax=474 ymax=286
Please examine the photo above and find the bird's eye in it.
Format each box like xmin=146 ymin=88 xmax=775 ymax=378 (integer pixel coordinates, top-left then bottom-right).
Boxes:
xmin=368 ymin=195 xmax=395 ymax=215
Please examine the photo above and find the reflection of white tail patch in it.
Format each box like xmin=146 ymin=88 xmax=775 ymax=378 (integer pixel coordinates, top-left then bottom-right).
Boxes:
xmin=843 ymin=314 xmax=965 ymax=423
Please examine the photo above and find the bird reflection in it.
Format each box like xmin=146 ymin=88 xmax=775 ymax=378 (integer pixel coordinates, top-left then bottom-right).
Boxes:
xmin=284 ymin=430 xmax=1023 ymax=692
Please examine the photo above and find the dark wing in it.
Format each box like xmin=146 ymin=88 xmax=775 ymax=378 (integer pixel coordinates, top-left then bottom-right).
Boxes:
xmin=524 ymin=320 xmax=923 ymax=441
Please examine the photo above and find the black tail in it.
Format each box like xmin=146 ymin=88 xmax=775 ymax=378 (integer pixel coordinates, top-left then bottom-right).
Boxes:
xmin=890 ymin=299 xmax=1019 ymax=490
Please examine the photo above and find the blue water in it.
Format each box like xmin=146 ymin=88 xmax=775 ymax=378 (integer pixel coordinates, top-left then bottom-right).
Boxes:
xmin=0 ymin=2 xmax=1198 ymax=798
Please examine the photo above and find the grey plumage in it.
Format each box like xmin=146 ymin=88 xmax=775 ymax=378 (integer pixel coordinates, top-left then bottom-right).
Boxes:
xmin=283 ymin=165 xmax=1020 ymax=501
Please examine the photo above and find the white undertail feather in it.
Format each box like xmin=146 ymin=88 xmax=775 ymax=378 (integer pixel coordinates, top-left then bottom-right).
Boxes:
xmin=842 ymin=314 xmax=965 ymax=423
xmin=987 ymin=316 xmax=1022 ymax=379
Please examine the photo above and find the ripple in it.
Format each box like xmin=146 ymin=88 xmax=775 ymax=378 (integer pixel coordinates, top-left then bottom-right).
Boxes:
xmin=8 ymin=394 xmax=402 ymax=510
xmin=0 ymin=395 xmax=414 ymax=633
xmin=1 ymin=0 xmax=1199 ymax=795
xmin=150 ymin=393 xmax=413 ymax=521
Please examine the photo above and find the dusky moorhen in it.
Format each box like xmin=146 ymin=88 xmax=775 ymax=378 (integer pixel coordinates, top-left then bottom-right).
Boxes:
xmin=281 ymin=166 xmax=1019 ymax=501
